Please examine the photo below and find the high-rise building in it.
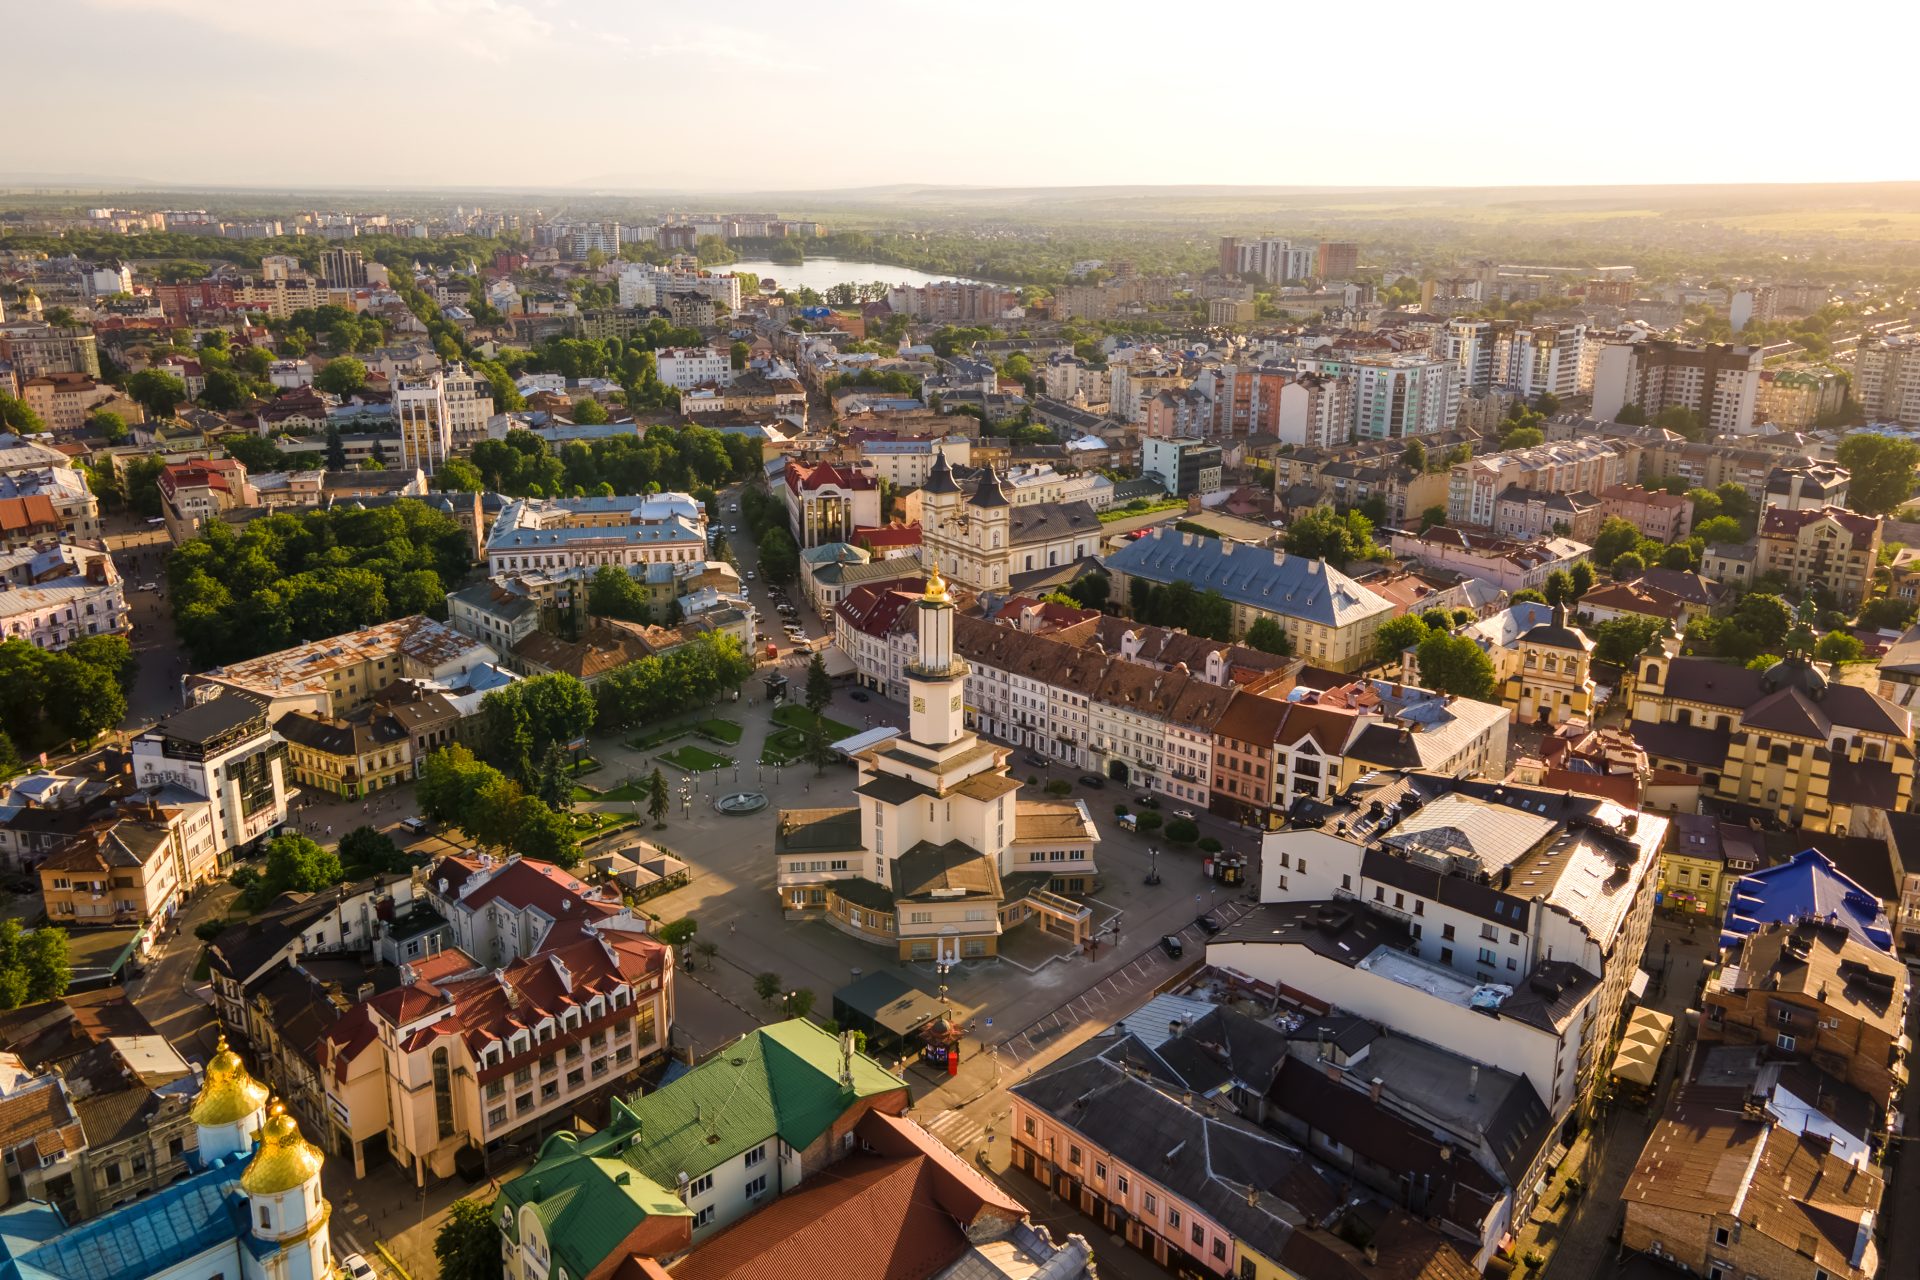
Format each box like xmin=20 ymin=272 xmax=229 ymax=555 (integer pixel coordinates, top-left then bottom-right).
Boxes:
xmin=319 ymin=247 xmax=366 ymax=289
xmin=1228 ymin=237 xmax=1315 ymax=284
xmin=1591 ymin=339 xmax=1761 ymax=434
xmin=1853 ymin=334 xmax=1920 ymax=426
xmin=1316 ymin=241 xmax=1360 ymax=280
xmin=1348 ymin=353 xmax=1460 ymax=440
xmin=393 ymin=369 xmax=453 ymax=474
xmin=1445 ymin=320 xmax=1585 ymax=398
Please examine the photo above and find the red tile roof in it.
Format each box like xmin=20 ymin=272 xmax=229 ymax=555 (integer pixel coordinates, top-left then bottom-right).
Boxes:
xmin=0 ymin=495 xmax=60 ymax=534
xmin=785 ymin=460 xmax=876 ymax=494
xmin=665 ymin=1111 xmax=1022 ymax=1280
xmin=851 ymin=522 xmax=922 ymax=549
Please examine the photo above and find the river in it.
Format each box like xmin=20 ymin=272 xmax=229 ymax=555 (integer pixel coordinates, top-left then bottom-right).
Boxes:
xmin=723 ymin=257 xmax=984 ymax=294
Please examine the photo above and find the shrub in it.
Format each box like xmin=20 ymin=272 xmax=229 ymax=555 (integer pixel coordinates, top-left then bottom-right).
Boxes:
xmin=1113 ymin=803 xmax=1129 ymax=816
xmin=1044 ymin=778 xmax=1073 ymax=796
xmin=1198 ymin=837 xmax=1223 ymax=853
xmin=1137 ymin=811 xmax=1164 ymax=833
xmin=1164 ymin=819 xmax=1200 ymax=845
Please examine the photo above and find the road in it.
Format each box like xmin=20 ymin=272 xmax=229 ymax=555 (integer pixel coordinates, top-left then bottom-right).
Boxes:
xmin=99 ymin=512 xmax=188 ymax=728
xmin=122 ymin=879 xmax=231 ymax=1062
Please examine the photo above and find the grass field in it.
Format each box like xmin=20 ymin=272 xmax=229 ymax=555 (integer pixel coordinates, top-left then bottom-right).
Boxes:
xmin=760 ymin=729 xmax=808 ymax=766
xmin=771 ymin=705 xmax=854 ymax=739
xmin=596 ymin=780 xmax=651 ymax=803
xmin=696 ymin=719 xmax=744 ymax=745
xmin=660 ymin=745 xmax=734 ymax=773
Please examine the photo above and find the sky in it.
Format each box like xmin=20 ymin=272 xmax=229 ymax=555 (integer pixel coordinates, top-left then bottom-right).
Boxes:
xmin=10 ymin=0 xmax=1919 ymax=192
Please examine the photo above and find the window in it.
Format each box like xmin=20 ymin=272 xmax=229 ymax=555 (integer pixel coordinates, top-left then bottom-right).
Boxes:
xmin=1340 ymin=874 xmax=1351 ymax=890
xmin=1094 ymin=1161 xmax=1106 ymax=1181
xmin=1478 ymin=947 xmax=1496 ymax=965
xmin=688 ymin=1174 xmax=713 ymax=1197
xmin=1116 ymin=1173 xmax=1129 ymax=1195
xmin=1777 ymin=1033 xmax=1796 ymax=1052
xmin=1714 ymin=1228 xmax=1730 ymax=1246
xmin=1192 ymin=1223 xmax=1205 ymax=1247
xmin=1440 ymin=947 xmax=1453 ymax=965
xmin=1068 ymin=1144 xmax=1082 ymax=1166
xmin=745 ymin=1175 xmax=768 ymax=1198
xmin=259 ymin=1207 xmax=271 ymax=1230
xmin=432 ymin=1047 xmax=456 ymax=1140
xmin=1144 ymin=1192 xmax=1157 ymax=1215
xmin=1024 ymin=1116 xmax=1036 ymax=1137
xmin=1480 ymin=923 xmax=1498 ymax=941
xmin=1213 ymin=1239 xmax=1227 ymax=1262
xmin=744 ymin=1143 xmax=767 ymax=1168
xmin=1442 ymin=923 xmax=1455 ymax=941
xmin=694 ymin=1207 xmax=715 ymax=1229
xmin=105 ymin=1163 xmax=122 ymax=1186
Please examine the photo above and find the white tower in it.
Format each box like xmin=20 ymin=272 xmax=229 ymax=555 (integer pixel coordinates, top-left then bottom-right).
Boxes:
xmin=907 ymin=566 xmax=967 ymax=748
xmin=242 ymin=1100 xmax=334 ymax=1280
xmin=190 ymin=1035 xmax=269 ymax=1163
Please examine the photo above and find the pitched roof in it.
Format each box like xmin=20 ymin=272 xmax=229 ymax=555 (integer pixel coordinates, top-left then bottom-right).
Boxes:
xmin=1105 ymin=529 xmax=1393 ymax=629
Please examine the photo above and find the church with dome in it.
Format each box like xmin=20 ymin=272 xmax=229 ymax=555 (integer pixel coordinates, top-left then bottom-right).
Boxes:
xmin=773 ymin=566 xmax=1101 ymax=959
xmin=0 ymin=1037 xmax=338 ymax=1280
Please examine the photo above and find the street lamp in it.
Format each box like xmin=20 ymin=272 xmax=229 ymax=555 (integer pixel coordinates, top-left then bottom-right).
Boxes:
xmin=1146 ymin=847 xmax=1160 ymax=885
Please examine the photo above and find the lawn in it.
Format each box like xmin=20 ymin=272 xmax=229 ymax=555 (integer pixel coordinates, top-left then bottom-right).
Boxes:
xmin=772 ymin=705 xmax=854 ymax=739
xmin=569 ymin=810 xmax=634 ymax=838
xmin=660 ymin=745 xmax=734 ymax=773
xmin=760 ymin=729 xmax=808 ymax=766
xmin=696 ymin=718 xmax=744 ymax=745
xmin=568 ymin=785 xmax=599 ymax=802
xmin=596 ymin=780 xmax=652 ymax=803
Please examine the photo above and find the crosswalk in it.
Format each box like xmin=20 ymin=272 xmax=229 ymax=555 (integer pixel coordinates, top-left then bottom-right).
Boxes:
xmin=921 ymin=1108 xmax=990 ymax=1153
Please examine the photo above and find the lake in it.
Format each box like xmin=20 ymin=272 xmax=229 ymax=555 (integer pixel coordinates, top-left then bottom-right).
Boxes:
xmin=723 ymin=257 xmax=984 ymax=294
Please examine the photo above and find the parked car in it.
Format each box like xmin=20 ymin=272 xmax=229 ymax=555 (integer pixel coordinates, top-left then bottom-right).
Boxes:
xmin=1022 ymin=751 xmax=1047 ymax=767
xmin=850 ymin=689 xmax=871 ymax=702
xmin=1196 ymin=914 xmax=1223 ymax=935
xmin=1135 ymin=794 xmax=1162 ymax=809
xmin=400 ymin=817 xmax=430 ymax=835
xmin=340 ymin=1256 xmax=376 ymax=1280
xmin=1160 ymin=935 xmax=1184 ymax=959
xmin=1172 ymin=808 xmax=1196 ymax=822
xmin=1077 ymin=774 xmax=1107 ymax=789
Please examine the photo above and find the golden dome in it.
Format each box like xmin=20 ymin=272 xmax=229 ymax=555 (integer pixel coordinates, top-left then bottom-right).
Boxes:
xmin=191 ymin=1035 xmax=270 ymax=1128
xmin=241 ymin=1100 xmax=325 ymax=1196
xmin=924 ymin=564 xmax=949 ymax=604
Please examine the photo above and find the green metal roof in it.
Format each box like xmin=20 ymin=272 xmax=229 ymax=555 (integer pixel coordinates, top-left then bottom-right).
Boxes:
xmin=501 ymin=1019 xmax=907 ymax=1274
xmin=617 ymin=1019 xmax=905 ymax=1189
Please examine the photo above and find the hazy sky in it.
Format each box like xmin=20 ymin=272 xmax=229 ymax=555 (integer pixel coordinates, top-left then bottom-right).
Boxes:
xmin=12 ymin=0 xmax=1918 ymax=191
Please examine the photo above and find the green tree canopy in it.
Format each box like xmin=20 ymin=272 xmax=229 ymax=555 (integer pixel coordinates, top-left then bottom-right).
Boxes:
xmin=1836 ymin=434 xmax=1920 ymax=515
xmin=1243 ymin=616 xmax=1292 ymax=656
xmin=586 ymin=564 xmax=653 ymax=623
xmin=1374 ymin=614 xmax=1431 ymax=663
xmin=1814 ymin=631 xmax=1865 ymax=664
xmin=126 ymin=369 xmax=188 ymax=420
xmin=1589 ymin=616 xmax=1666 ymax=666
xmin=433 ymin=1198 xmax=502 ymax=1280
xmin=1415 ymin=631 xmax=1497 ymax=701
xmin=1591 ymin=517 xmax=1643 ymax=567
xmin=313 ymin=356 xmax=368 ymax=396
xmin=1282 ymin=505 xmax=1381 ymax=566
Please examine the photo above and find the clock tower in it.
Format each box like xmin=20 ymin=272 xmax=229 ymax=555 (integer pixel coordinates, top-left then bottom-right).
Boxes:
xmin=907 ymin=565 xmax=967 ymax=747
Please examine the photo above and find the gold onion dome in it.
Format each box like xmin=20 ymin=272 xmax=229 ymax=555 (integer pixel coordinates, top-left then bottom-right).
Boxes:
xmin=924 ymin=565 xmax=949 ymax=604
xmin=241 ymin=1100 xmax=325 ymax=1196
xmin=191 ymin=1035 xmax=270 ymax=1127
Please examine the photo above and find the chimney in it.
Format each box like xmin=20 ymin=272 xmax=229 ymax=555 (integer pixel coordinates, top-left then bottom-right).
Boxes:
xmin=1369 ymin=1076 xmax=1384 ymax=1103
xmin=1468 ymin=1065 xmax=1479 ymax=1100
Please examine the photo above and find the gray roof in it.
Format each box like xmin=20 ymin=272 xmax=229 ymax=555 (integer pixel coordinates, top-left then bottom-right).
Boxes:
xmin=1104 ymin=529 xmax=1393 ymax=629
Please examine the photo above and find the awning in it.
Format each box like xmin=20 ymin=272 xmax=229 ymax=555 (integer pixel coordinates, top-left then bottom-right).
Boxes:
xmin=1610 ymin=1007 xmax=1675 ymax=1086
xmin=1629 ymin=968 xmax=1650 ymax=999
xmin=820 ymin=645 xmax=856 ymax=677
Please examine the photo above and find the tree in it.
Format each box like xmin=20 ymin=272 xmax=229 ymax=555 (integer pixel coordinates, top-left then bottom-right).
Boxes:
xmin=1650 ymin=405 xmax=1704 ymax=441
xmin=0 ymin=394 xmax=44 ymax=433
xmin=1283 ymin=505 xmax=1379 ymax=566
xmin=339 ymin=826 xmax=405 ymax=877
xmin=85 ymin=409 xmax=129 ymax=442
xmin=1499 ymin=425 xmax=1545 ymax=450
xmin=126 ymin=369 xmax=188 ymax=421
xmin=729 ymin=340 xmax=750 ymax=371
xmin=434 ymin=1198 xmax=502 ymax=1280
xmin=1419 ymin=504 xmax=1447 ymax=532
xmin=1734 ymin=594 xmax=1794 ymax=647
xmin=786 ymin=988 xmax=817 ymax=1021
xmin=754 ymin=972 xmax=783 ymax=1005
xmin=1610 ymin=551 xmax=1645 ymax=580
xmin=323 ymin=422 xmax=348 ymax=471
xmin=478 ymin=674 xmax=594 ymax=786
xmin=572 ymin=398 xmax=609 ymax=425
xmin=254 ymin=833 xmax=344 ymax=905
xmin=1243 ymin=617 xmax=1292 ymax=656
xmin=1401 ymin=440 xmax=1427 ymax=472
xmin=1858 ymin=596 xmax=1919 ymax=630
xmin=587 ymin=564 xmax=652 ymax=623
xmin=1693 ymin=516 xmax=1744 ymax=544
xmin=1415 ymin=631 xmax=1497 ymax=701
xmin=199 ymin=367 xmax=249 ymax=411
xmin=648 ymin=768 xmax=669 ymax=828
xmin=1374 ymin=614 xmax=1431 ymax=663
xmin=1837 ymin=435 xmax=1920 ymax=515
xmin=313 ymin=356 xmax=369 ymax=396
xmin=1815 ymin=631 xmax=1865 ymax=664
xmin=1614 ymin=403 xmax=1648 ymax=426
xmin=1164 ymin=819 xmax=1200 ymax=845
xmin=1569 ymin=560 xmax=1595 ymax=601
xmin=221 ymin=433 xmax=286 ymax=473
xmin=1592 ymin=517 xmax=1642 ymax=568
xmin=1659 ymin=544 xmax=1696 ymax=570
xmin=0 ymin=922 xmax=71 ymax=1010
xmin=1590 ymin=616 xmax=1666 ymax=666
xmin=805 ymin=652 xmax=833 ymax=713
xmin=1542 ymin=569 xmax=1576 ymax=608
xmin=435 ymin=458 xmax=485 ymax=492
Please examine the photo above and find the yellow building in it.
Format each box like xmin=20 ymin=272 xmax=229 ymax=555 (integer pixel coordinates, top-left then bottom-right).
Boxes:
xmin=1509 ymin=606 xmax=1595 ymax=726
xmin=1655 ymin=813 xmax=1747 ymax=919
xmin=274 ymin=710 xmax=414 ymax=799
xmin=1632 ymin=635 xmax=1914 ymax=833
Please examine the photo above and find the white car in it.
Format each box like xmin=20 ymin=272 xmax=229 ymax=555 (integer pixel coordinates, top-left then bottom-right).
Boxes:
xmin=1172 ymin=808 xmax=1196 ymax=822
xmin=340 ymin=1255 xmax=376 ymax=1280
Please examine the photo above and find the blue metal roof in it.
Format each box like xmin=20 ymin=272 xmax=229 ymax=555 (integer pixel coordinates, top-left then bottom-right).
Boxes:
xmin=1720 ymin=848 xmax=1895 ymax=952
xmin=0 ymin=1164 xmax=266 ymax=1280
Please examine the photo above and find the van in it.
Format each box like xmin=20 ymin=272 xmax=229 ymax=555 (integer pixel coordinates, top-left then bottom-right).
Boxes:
xmin=1118 ymin=813 xmax=1139 ymax=831
xmin=400 ymin=817 xmax=430 ymax=835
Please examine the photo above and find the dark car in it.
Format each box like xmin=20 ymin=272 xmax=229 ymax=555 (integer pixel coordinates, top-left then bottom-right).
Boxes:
xmin=1135 ymin=794 xmax=1162 ymax=809
xmin=1077 ymin=774 xmax=1107 ymax=789
xmin=1196 ymin=914 xmax=1223 ymax=935
xmin=849 ymin=689 xmax=871 ymax=702
xmin=1023 ymin=751 xmax=1047 ymax=767
xmin=1160 ymin=934 xmax=1185 ymax=959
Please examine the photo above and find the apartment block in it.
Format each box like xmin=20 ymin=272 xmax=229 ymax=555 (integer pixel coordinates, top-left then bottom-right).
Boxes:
xmin=1446 ymin=436 xmax=1635 ymax=529
xmin=1702 ymin=505 xmax=1879 ymax=609
xmin=0 ymin=538 xmax=129 ymax=650
xmin=1591 ymin=339 xmax=1762 ymax=433
xmin=1852 ymin=334 xmax=1920 ymax=426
